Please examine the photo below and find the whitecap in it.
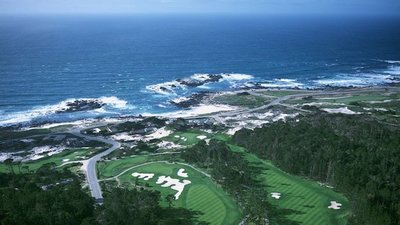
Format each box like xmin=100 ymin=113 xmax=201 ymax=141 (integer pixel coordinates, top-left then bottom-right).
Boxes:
xmin=221 ymin=73 xmax=254 ymax=80
xmin=382 ymin=60 xmax=400 ymax=64
xmin=259 ymin=78 xmax=304 ymax=88
xmin=385 ymin=66 xmax=400 ymax=75
xmin=0 ymin=96 xmax=130 ymax=126
xmin=314 ymin=73 xmax=396 ymax=87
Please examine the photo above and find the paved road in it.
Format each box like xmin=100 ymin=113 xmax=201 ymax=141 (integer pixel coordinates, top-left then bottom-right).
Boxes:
xmin=69 ymin=128 xmax=120 ymax=203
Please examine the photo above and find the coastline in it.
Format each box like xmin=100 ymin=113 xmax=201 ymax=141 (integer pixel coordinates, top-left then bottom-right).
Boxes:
xmin=1 ymin=83 xmax=398 ymax=130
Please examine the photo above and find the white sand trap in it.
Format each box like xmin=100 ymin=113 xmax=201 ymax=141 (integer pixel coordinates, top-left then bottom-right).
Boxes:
xmin=112 ymin=132 xmax=136 ymax=141
xmin=177 ymin=168 xmax=188 ymax=178
xmin=92 ymin=128 xmax=101 ymax=133
xmin=226 ymin=127 xmax=242 ymax=135
xmin=328 ymin=201 xmax=342 ymax=210
xmin=157 ymin=141 xmax=183 ymax=149
xmin=174 ymin=135 xmax=180 ymax=138
xmin=156 ymin=176 xmax=191 ymax=200
xmin=145 ymin=127 xmax=172 ymax=140
xmin=132 ymin=172 xmax=155 ymax=181
xmin=62 ymin=159 xmax=70 ymax=162
xmin=271 ymin=192 xmax=281 ymax=199
xmin=196 ymin=135 xmax=207 ymax=140
xmin=322 ymin=107 xmax=360 ymax=115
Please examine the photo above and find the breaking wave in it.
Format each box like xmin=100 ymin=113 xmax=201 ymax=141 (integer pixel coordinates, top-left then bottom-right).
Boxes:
xmin=146 ymin=73 xmax=254 ymax=95
xmin=0 ymin=96 xmax=131 ymax=126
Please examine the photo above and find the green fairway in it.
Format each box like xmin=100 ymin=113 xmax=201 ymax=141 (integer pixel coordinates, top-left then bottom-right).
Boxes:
xmin=228 ymin=144 xmax=349 ymax=225
xmin=212 ymin=94 xmax=270 ymax=108
xmin=111 ymin=161 xmax=242 ymax=225
xmin=0 ymin=147 xmax=96 ymax=173
xmin=163 ymin=129 xmax=209 ymax=146
xmin=97 ymin=155 xmax=149 ymax=178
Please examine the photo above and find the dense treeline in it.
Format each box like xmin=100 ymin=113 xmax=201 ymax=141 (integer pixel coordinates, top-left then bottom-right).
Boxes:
xmin=182 ymin=140 xmax=299 ymax=225
xmin=0 ymin=166 xmax=205 ymax=225
xmin=233 ymin=113 xmax=400 ymax=225
xmin=0 ymin=168 xmax=95 ymax=225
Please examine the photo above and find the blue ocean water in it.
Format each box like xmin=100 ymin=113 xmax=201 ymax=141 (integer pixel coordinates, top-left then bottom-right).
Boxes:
xmin=0 ymin=15 xmax=399 ymax=126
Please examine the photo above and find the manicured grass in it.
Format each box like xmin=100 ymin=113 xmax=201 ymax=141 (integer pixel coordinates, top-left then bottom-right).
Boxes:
xmin=228 ymin=144 xmax=349 ymax=225
xmin=213 ymin=94 xmax=269 ymax=108
xmin=163 ymin=129 xmax=209 ymax=146
xmin=287 ymin=92 xmax=393 ymax=105
xmin=97 ymin=155 xmax=149 ymax=178
xmin=114 ymin=162 xmax=242 ymax=225
xmin=0 ymin=148 xmax=97 ymax=173
xmin=260 ymin=90 xmax=307 ymax=97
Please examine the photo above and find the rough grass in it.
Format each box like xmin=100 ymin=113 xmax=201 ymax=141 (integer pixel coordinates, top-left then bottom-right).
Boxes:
xmin=114 ymin=162 xmax=242 ymax=225
xmin=0 ymin=148 xmax=95 ymax=173
xmin=259 ymin=90 xmax=307 ymax=97
xmin=97 ymin=155 xmax=149 ymax=178
xmin=228 ymin=144 xmax=349 ymax=225
xmin=212 ymin=94 xmax=269 ymax=108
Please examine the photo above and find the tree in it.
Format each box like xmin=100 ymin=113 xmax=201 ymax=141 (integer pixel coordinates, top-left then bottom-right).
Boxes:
xmin=166 ymin=194 xmax=175 ymax=207
xmin=4 ymin=158 xmax=14 ymax=174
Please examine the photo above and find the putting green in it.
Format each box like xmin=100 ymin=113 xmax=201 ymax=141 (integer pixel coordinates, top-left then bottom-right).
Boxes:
xmin=115 ymin=162 xmax=242 ymax=225
xmin=228 ymin=144 xmax=349 ymax=225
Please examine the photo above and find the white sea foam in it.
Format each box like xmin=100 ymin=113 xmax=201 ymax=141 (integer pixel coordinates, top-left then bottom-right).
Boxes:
xmin=221 ymin=73 xmax=254 ymax=80
xmin=382 ymin=60 xmax=400 ymax=64
xmin=171 ymin=97 xmax=190 ymax=104
xmin=385 ymin=66 xmax=400 ymax=75
xmin=314 ymin=74 xmax=396 ymax=87
xmin=146 ymin=80 xmax=182 ymax=95
xmin=145 ymin=73 xmax=254 ymax=95
xmin=259 ymin=78 xmax=304 ymax=88
xmin=0 ymin=96 xmax=129 ymax=126
xmin=144 ymin=104 xmax=236 ymax=118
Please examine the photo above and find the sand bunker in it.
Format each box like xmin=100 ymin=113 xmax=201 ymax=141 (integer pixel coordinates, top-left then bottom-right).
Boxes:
xmin=322 ymin=107 xmax=360 ymax=115
xmin=157 ymin=141 xmax=183 ymax=149
xmin=177 ymin=168 xmax=188 ymax=178
xmin=92 ymin=128 xmax=101 ymax=133
xmin=145 ymin=127 xmax=172 ymax=140
xmin=328 ymin=201 xmax=342 ymax=210
xmin=196 ymin=135 xmax=207 ymax=140
xmin=271 ymin=192 xmax=281 ymax=199
xmin=132 ymin=172 xmax=155 ymax=181
xmin=180 ymin=137 xmax=187 ymax=141
xmin=112 ymin=132 xmax=137 ymax=141
xmin=156 ymin=176 xmax=191 ymax=199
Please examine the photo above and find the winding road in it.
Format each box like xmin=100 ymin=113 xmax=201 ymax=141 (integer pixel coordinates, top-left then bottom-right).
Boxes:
xmin=69 ymin=128 xmax=120 ymax=203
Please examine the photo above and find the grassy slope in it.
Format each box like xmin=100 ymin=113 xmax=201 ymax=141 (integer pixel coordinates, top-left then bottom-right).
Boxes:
xmin=0 ymin=148 xmax=95 ymax=173
xmin=97 ymin=155 xmax=149 ymax=178
xmin=228 ymin=143 xmax=349 ymax=225
xmin=115 ymin=162 xmax=242 ymax=225
xmin=162 ymin=129 xmax=350 ymax=224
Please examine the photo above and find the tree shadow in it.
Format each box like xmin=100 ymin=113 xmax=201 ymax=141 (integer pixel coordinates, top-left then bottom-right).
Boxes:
xmin=159 ymin=207 xmax=209 ymax=225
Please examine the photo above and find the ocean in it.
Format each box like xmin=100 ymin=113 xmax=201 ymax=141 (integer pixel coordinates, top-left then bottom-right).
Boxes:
xmin=0 ymin=15 xmax=399 ymax=126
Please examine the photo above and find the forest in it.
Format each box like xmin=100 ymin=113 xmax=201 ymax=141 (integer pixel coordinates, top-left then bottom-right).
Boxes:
xmin=233 ymin=112 xmax=400 ymax=225
xmin=0 ymin=165 xmax=204 ymax=225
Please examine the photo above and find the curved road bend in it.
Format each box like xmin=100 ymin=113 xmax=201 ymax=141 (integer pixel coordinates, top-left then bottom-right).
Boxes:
xmin=70 ymin=128 xmax=121 ymax=203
